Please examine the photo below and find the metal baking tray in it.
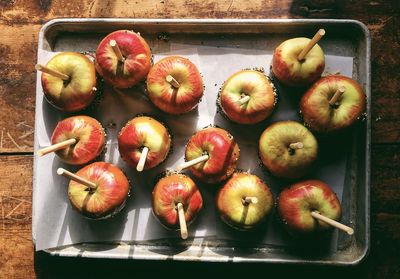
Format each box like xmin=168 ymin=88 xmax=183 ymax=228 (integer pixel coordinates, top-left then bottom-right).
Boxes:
xmin=33 ymin=18 xmax=370 ymax=265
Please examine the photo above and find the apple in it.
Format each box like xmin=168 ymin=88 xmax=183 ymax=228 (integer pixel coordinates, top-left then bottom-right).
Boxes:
xmin=277 ymin=179 xmax=342 ymax=235
xmin=259 ymin=121 xmax=318 ymax=179
xmin=50 ymin=115 xmax=106 ymax=165
xmin=146 ymin=56 xmax=204 ymax=114
xmin=95 ymin=30 xmax=152 ymax=89
xmin=67 ymin=162 xmax=130 ymax=219
xmin=39 ymin=52 xmax=97 ymax=112
xmin=216 ymin=172 xmax=274 ymax=230
xmin=118 ymin=116 xmax=171 ymax=170
xmin=152 ymin=173 xmax=203 ymax=230
xmin=300 ymin=75 xmax=367 ymax=133
xmin=218 ymin=70 xmax=277 ymax=124
xmin=272 ymin=36 xmax=325 ymax=87
xmin=184 ymin=126 xmax=240 ymax=184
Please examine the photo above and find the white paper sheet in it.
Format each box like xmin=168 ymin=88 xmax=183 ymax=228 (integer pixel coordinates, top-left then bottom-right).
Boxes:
xmin=33 ymin=42 xmax=353 ymax=252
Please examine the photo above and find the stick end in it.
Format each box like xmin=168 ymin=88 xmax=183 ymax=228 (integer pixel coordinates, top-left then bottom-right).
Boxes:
xmin=347 ymin=228 xmax=355 ymax=236
xmin=318 ymin=29 xmax=326 ymax=36
xmin=56 ymin=168 xmax=65 ymax=176
xmin=109 ymin=39 xmax=117 ymax=47
xmin=35 ymin=64 xmax=43 ymax=71
xmin=180 ymin=231 xmax=188 ymax=240
xmin=338 ymin=85 xmax=346 ymax=93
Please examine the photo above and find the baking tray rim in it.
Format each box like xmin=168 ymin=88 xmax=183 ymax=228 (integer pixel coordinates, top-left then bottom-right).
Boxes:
xmin=32 ymin=18 xmax=371 ymax=266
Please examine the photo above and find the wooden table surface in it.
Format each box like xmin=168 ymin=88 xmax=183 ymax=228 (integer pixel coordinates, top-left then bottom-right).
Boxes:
xmin=0 ymin=0 xmax=399 ymax=278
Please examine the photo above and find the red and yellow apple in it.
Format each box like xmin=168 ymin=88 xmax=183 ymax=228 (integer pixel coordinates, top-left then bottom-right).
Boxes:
xmin=40 ymin=52 xmax=97 ymax=111
xmin=146 ymin=56 xmax=204 ymax=114
xmin=51 ymin=115 xmax=106 ymax=165
xmin=272 ymin=37 xmax=325 ymax=87
xmin=277 ymin=179 xmax=342 ymax=235
xmin=300 ymin=75 xmax=366 ymax=133
xmin=67 ymin=162 xmax=130 ymax=219
xmin=219 ymin=70 xmax=277 ymax=124
xmin=118 ymin=116 xmax=171 ymax=170
xmin=184 ymin=126 xmax=240 ymax=184
xmin=95 ymin=30 xmax=152 ymax=89
xmin=259 ymin=121 xmax=318 ymax=179
xmin=152 ymin=173 xmax=203 ymax=230
xmin=216 ymin=172 xmax=274 ymax=230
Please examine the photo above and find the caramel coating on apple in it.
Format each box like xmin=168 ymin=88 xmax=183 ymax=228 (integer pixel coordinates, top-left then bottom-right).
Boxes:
xmin=277 ymin=179 xmax=342 ymax=235
xmin=118 ymin=116 xmax=171 ymax=170
xmin=68 ymin=162 xmax=130 ymax=219
xmin=259 ymin=121 xmax=318 ymax=179
xmin=146 ymin=56 xmax=204 ymax=115
xmin=184 ymin=127 xmax=240 ymax=184
xmin=51 ymin=115 xmax=106 ymax=165
xmin=95 ymin=30 xmax=152 ymax=89
xmin=272 ymin=37 xmax=325 ymax=87
xmin=219 ymin=70 xmax=277 ymax=125
xmin=300 ymin=75 xmax=366 ymax=133
xmin=41 ymin=52 xmax=97 ymax=112
xmin=216 ymin=172 xmax=274 ymax=230
xmin=152 ymin=173 xmax=203 ymax=229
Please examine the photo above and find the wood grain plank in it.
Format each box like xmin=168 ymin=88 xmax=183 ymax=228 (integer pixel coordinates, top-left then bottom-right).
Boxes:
xmin=0 ymin=155 xmax=33 ymax=279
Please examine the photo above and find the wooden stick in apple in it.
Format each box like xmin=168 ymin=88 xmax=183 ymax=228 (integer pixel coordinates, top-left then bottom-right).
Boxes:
xmin=176 ymin=202 xmax=188 ymax=239
xmin=109 ymin=39 xmax=125 ymax=62
xmin=297 ymin=29 xmax=326 ymax=61
xmin=166 ymin=75 xmax=180 ymax=88
xmin=35 ymin=64 xmax=70 ymax=81
xmin=311 ymin=211 xmax=354 ymax=235
xmin=57 ymin=167 xmax=97 ymax=190
xmin=177 ymin=154 xmax=209 ymax=171
xmin=243 ymin=196 xmax=258 ymax=204
xmin=328 ymin=85 xmax=346 ymax=106
xmin=37 ymin=138 xmax=77 ymax=157
xmin=289 ymin=142 xmax=304 ymax=149
xmin=136 ymin=146 xmax=149 ymax=172
xmin=236 ymin=95 xmax=251 ymax=105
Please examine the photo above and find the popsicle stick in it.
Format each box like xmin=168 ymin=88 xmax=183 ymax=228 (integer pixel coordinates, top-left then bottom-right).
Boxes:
xmin=57 ymin=168 xmax=97 ymax=190
xmin=237 ymin=95 xmax=250 ymax=105
xmin=289 ymin=142 xmax=304 ymax=149
xmin=311 ymin=211 xmax=354 ymax=235
xmin=297 ymin=29 xmax=326 ymax=61
xmin=136 ymin=147 xmax=149 ymax=172
xmin=329 ymin=85 xmax=346 ymax=106
xmin=166 ymin=75 xmax=180 ymax=88
xmin=35 ymin=64 xmax=69 ymax=81
xmin=37 ymin=138 xmax=77 ymax=157
xmin=243 ymin=197 xmax=258 ymax=204
xmin=109 ymin=40 xmax=125 ymax=62
xmin=176 ymin=155 xmax=209 ymax=171
xmin=176 ymin=202 xmax=188 ymax=240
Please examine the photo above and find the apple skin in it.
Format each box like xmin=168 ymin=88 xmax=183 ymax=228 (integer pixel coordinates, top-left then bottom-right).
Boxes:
xmin=300 ymin=75 xmax=366 ymax=133
xmin=146 ymin=56 xmax=204 ymax=115
xmin=118 ymin=116 xmax=171 ymax=170
xmin=95 ymin=30 xmax=152 ymax=89
xmin=219 ymin=70 xmax=277 ymax=124
xmin=272 ymin=37 xmax=325 ymax=87
xmin=152 ymin=173 xmax=203 ymax=230
xmin=259 ymin=121 xmax=318 ymax=179
xmin=277 ymin=179 xmax=342 ymax=235
xmin=68 ymin=162 xmax=130 ymax=219
xmin=185 ymin=127 xmax=240 ymax=184
xmin=41 ymin=52 xmax=97 ymax=112
xmin=216 ymin=172 xmax=274 ymax=230
xmin=51 ymin=115 xmax=106 ymax=165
